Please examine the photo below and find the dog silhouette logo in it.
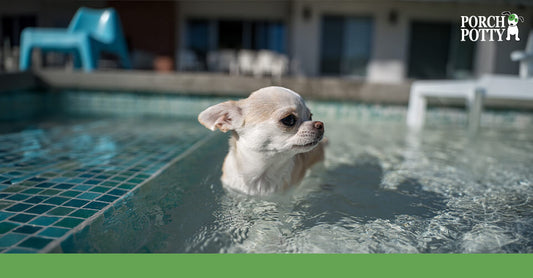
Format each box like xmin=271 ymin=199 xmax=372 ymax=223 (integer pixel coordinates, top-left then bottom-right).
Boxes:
xmin=502 ymin=11 xmax=524 ymax=41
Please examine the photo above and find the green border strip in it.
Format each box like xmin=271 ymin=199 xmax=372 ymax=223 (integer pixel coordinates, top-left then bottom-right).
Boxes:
xmin=0 ymin=254 xmax=530 ymax=278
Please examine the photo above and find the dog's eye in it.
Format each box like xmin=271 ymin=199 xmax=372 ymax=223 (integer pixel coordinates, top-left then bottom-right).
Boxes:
xmin=280 ymin=114 xmax=297 ymax=127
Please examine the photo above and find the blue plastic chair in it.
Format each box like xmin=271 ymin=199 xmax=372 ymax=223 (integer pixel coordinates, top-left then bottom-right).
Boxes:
xmin=19 ymin=7 xmax=131 ymax=71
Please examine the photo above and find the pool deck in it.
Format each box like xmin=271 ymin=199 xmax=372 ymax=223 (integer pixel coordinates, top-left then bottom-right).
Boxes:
xmin=2 ymin=69 xmax=412 ymax=104
xmin=3 ymin=69 xmax=533 ymax=109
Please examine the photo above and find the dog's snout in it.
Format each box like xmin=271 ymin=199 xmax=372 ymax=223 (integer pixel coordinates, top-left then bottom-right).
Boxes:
xmin=313 ymin=121 xmax=324 ymax=131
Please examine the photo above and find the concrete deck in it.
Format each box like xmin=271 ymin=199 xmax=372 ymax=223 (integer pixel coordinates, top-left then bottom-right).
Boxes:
xmin=2 ymin=69 xmax=411 ymax=104
xmin=1 ymin=69 xmax=532 ymax=109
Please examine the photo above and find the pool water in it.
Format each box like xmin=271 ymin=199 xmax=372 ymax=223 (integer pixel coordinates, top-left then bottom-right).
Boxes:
xmin=54 ymin=108 xmax=533 ymax=253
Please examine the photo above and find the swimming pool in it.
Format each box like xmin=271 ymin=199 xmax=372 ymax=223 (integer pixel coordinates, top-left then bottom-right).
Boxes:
xmin=1 ymin=89 xmax=532 ymax=253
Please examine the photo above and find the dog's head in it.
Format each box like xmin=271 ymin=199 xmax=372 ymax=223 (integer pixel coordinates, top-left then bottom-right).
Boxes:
xmin=502 ymin=11 xmax=524 ymax=26
xmin=198 ymin=86 xmax=324 ymax=154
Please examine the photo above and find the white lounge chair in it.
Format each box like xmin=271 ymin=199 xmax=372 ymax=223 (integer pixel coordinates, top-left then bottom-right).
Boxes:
xmin=511 ymin=30 xmax=533 ymax=78
xmin=407 ymin=31 xmax=533 ymax=129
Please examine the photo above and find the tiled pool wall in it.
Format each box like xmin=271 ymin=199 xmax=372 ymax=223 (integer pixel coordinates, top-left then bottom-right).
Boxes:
xmin=0 ymin=115 xmax=212 ymax=253
xmin=2 ymin=89 xmax=532 ymax=128
xmin=1 ymin=89 xmax=532 ymax=253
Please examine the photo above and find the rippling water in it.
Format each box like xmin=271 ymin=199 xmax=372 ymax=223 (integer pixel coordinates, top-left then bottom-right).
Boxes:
xmin=61 ymin=114 xmax=533 ymax=253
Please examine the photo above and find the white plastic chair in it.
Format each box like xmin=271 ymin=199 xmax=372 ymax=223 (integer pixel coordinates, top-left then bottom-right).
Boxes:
xmin=270 ymin=54 xmax=289 ymax=80
xmin=253 ymin=50 xmax=275 ymax=77
xmin=511 ymin=30 xmax=533 ymax=78
xmin=217 ymin=49 xmax=237 ymax=74
xmin=237 ymin=49 xmax=255 ymax=75
xmin=178 ymin=49 xmax=201 ymax=71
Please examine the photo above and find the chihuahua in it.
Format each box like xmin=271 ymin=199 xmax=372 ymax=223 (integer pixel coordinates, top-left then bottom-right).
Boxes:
xmin=198 ymin=86 xmax=325 ymax=195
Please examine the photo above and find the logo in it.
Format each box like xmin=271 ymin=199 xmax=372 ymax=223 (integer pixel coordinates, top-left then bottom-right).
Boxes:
xmin=461 ymin=11 xmax=524 ymax=42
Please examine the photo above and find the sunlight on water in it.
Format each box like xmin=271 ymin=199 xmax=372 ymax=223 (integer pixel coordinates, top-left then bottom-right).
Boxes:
xmin=59 ymin=114 xmax=533 ymax=253
xmin=176 ymin=120 xmax=533 ymax=253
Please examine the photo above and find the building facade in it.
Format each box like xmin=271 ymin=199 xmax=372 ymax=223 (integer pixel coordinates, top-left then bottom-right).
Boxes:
xmin=1 ymin=0 xmax=532 ymax=83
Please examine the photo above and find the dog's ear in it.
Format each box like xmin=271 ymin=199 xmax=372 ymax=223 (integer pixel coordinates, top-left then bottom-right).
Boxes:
xmin=198 ymin=101 xmax=244 ymax=132
xmin=501 ymin=11 xmax=511 ymax=16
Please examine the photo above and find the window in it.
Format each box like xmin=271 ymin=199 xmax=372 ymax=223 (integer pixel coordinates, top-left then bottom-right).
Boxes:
xmin=2 ymin=15 xmax=36 ymax=46
xmin=186 ymin=19 xmax=210 ymax=59
xmin=185 ymin=19 xmax=287 ymax=71
xmin=408 ymin=21 xmax=476 ymax=79
xmin=320 ymin=15 xmax=373 ymax=76
xmin=251 ymin=21 xmax=286 ymax=53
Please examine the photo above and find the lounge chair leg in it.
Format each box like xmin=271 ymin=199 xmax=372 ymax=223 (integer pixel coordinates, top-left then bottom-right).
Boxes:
xmin=79 ymin=44 xmax=98 ymax=71
xmin=73 ymin=51 xmax=82 ymax=69
xmin=117 ymin=47 xmax=132 ymax=69
xmin=406 ymin=85 xmax=427 ymax=129
xmin=468 ymin=88 xmax=485 ymax=134
xmin=19 ymin=44 xmax=33 ymax=71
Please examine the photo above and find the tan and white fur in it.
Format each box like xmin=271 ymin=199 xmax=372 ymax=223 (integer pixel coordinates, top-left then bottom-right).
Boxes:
xmin=198 ymin=86 xmax=325 ymax=195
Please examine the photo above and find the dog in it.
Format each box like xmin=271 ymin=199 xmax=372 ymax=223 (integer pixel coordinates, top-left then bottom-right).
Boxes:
xmin=502 ymin=11 xmax=524 ymax=41
xmin=198 ymin=86 xmax=325 ymax=195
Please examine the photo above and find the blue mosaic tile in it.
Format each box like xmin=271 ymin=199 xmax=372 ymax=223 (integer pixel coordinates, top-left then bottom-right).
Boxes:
xmin=108 ymin=189 xmax=128 ymax=196
xmin=50 ymin=178 xmax=69 ymax=183
xmin=96 ymin=195 xmax=119 ymax=203
xmin=43 ymin=197 xmax=70 ymax=206
xmin=18 ymin=236 xmax=53 ymax=249
xmin=63 ymin=199 xmax=89 ymax=208
xmin=47 ymin=207 xmax=75 ymax=216
xmin=77 ymin=192 xmax=102 ymax=200
xmin=83 ymin=179 xmax=102 ymax=185
xmin=35 ymin=182 xmax=55 ymax=188
xmin=6 ymin=194 xmax=30 ymax=201
xmin=118 ymin=183 xmax=137 ymax=190
xmin=25 ymin=196 xmax=49 ymax=204
xmin=67 ymin=178 xmax=85 ymax=184
xmin=5 ymin=203 xmax=32 ymax=212
xmin=102 ymin=181 xmax=119 ymax=187
xmin=59 ymin=190 xmax=83 ymax=198
xmin=0 ymin=211 xmax=15 ymax=221
xmin=13 ymin=225 xmax=42 ymax=234
xmin=8 ymin=213 xmax=37 ymax=223
xmin=28 ymin=177 xmax=46 ymax=182
xmin=84 ymin=201 xmax=107 ymax=210
xmin=72 ymin=185 xmax=92 ymax=191
xmin=0 ymin=222 xmax=19 ymax=234
xmin=89 ymin=186 xmax=110 ymax=193
xmin=69 ymin=209 xmax=97 ymax=219
xmin=29 ymin=216 xmax=60 ymax=226
xmin=39 ymin=189 xmax=61 ymax=196
xmin=54 ymin=218 xmax=84 ymax=229
xmin=21 ymin=188 xmax=44 ymax=195
xmin=53 ymin=183 xmax=75 ymax=190
xmin=39 ymin=227 xmax=69 ymax=238
xmin=0 ymin=233 xmax=26 ymax=247
xmin=25 ymin=204 xmax=55 ymax=214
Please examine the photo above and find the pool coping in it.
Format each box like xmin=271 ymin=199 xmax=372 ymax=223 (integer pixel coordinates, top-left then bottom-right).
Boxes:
xmin=3 ymin=70 xmax=533 ymax=110
xmin=2 ymin=69 xmax=413 ymax=104
xmin=35 ymin=132 xmax=217 ymax=253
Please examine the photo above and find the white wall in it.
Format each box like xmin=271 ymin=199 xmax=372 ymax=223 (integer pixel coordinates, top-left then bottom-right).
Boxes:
xmin=290 ymin=0 xmax=533 ymax=82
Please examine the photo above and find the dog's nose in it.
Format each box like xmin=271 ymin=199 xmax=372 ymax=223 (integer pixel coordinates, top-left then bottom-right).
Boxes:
xmin=313 ymin=121 xmax=324 ymax=131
